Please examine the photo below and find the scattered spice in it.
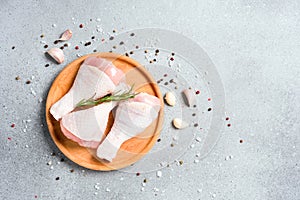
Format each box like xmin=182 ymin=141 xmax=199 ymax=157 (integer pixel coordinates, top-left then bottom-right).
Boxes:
xmin=101 ymin=38 xmax=105 ymax=42
xmin=227 ymin=124 xmax=231 ymax=127
xmin=208 ymin=108 xmax=212 ymax=111
xmin=179 ymin=160 xmax=183 ymax=165
xmin=170 ymin=57 xmax=174 ymax=61
xmin=192 ymin=113 xmax=196 ymax=116
xmin=157 ymin=138 xmax=161 ymax=142
xmin=193 ymin=105 xmax=197 ymax=108
xmin=119 ymin=41 xmax=124 ymax=45
xmin=75 ymin=46 xmax=79 ymax=50
xmin=153 ymin=58 xmax=156 ymax=62
xmin=64 ymin=43 xmax=68 ymax=47
xmin=34 ymin=195 xmax=38 ymax=199
xmin=112 ymin=46 xmax=116 ymax=49
xmin=11 ymin=123 xmax=15 ymax=128
xmin=84 ymin=42 xmax=91 ymax=46
xmin=143 ymin=178 xmax=147 ymax=183
xmin=8 ymin=137 xmax=12 ymax=141
xmin=208 ymin=98 xmax=211 ymax=101
xmin=79 ymin=24 xmax=84 ymax=28
xmin=93 ymin=49 xmax=97 ymax=52
xmin=40 ymin=34 xmax=44 ymax=38
xmin=164 ymin=74 xmax=168 ymax=77
xmin=135 ymin=45 xmax=139 ymax=49
xmin=171 ymin=52 xmax=175 ymax=56
xmin=12 ymin=46 xmax=15 ymax=50
xmin=129 ymin=51 xmax=133 ymax=55
xmin=144 ymin=50 xmax=148 ymax=53
xmin=109 ymin=36 xmax=114 ymax=40
xmin=15 ymin=76 xmax=20 ymax=80
xmin=194 ymin=123 xmax=198 ymax=127
xmin=125 ymin=53 xmax=129 ymax=57
xmin=51 ymin=152 xmax=56 ymax=156
xmin=60 ymin=158 xmax=65 ymax=162
xmin=155 ymin=49 xmax=159 ymax=53
xmin=170 ymin=143 xmax=174 ymax=147
xmin=130 ymin=33 xmax=135 ymax=36
xmin=149 ymin=60 xmax=153 ymax=64
xmin=136 ymin=172 xmax=140 ymax=176
xmin=44 ymin=45 xmax=48 ymax=49
xmin=240 ymin=139 xmax=243 ymax=143
xmin=195 ymin=90 xmax=200 ymax=95
xmin=60 ymin=46 xmax=64 ymax=50
xmin=91 ymin=36 xmax=95 ymax=39
xmin=26 ymin=80 xmax=31 ymax=84
xmin=70 ymin=169 xmax=74 ymax=173
xmin=54 ymin=40 xmax=59 ymax=44
xmin=226 ymin=117 xmax=230 ymax=121
xmin=113 ymin=29 xmax=116 ymax=33
xmin=164 ymin=82 xmax=168 ymax=85
xmin=55 ymin=177 xmax=60 ymax=180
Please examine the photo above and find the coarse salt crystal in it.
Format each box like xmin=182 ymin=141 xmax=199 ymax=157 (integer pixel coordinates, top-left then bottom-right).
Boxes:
xmin=194 ymin=159 xmax=199 ymax=163
xmin=172 ymin=135 xmax=178 ymax=141
xmin=106 ymin=188 xmax=110 ymax=192
xmin=156 ymin=171 xmax=162 ymax=178
xmin=30 ymin=88 xmax=36 ymax=96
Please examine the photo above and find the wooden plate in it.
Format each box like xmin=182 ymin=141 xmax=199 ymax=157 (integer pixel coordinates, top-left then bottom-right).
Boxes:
xmin=46 ymin=52 xmax=164 ymax=171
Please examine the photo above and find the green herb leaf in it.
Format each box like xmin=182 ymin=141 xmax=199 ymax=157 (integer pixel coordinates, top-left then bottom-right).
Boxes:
xmin=75 ymin=85 xmax=139 ymax=108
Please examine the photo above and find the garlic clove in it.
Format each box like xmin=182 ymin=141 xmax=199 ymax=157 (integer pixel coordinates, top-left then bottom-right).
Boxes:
xmin=182 ymin=89 xmax=195 ymax=107
xmin=47 ymin=48 xmax=64 ymax=64
xmin=172 ymin=118 xmax=189 ymax=129
xmin=164 ymin=92 xmax=176 ymax=106
xmin=59 ymin=29 xmax=72 ymax=41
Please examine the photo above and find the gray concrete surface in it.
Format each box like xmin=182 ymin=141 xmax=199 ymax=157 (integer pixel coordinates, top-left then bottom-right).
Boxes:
xmin=1 ymin=0 xmax=299 ymax=199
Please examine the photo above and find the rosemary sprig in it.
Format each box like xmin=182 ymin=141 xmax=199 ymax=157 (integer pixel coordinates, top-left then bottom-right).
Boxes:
xmin=75 ymin=85 xmax=138 ymax=108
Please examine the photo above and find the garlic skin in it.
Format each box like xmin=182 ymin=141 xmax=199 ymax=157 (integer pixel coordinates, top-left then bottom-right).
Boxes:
xmin=59 ymin=29 xmax=72 ymax=41
xmin=172 ymin=118 xmax=189 ymax=129
xmin=182 ymin=89 xmax=195 ymax=107
xmin=47 ymin=48 xmax=64 ymax=64
xmin=164 ymin=92 xmax=176 ymax=106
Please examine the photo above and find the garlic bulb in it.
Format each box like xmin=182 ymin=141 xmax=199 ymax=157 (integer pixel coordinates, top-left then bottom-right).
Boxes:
xmin=164 ymin=92 xmax=176 ymax=106
xmin=172 ymin=118 xmax=189 ymax=129
xmin=47 ymin=48 xmax=64 ymax=64
xmin=182 ymin=89 xmax=195 ymax=107
xmin=59 ymin=29 xmax=72 ymax=41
